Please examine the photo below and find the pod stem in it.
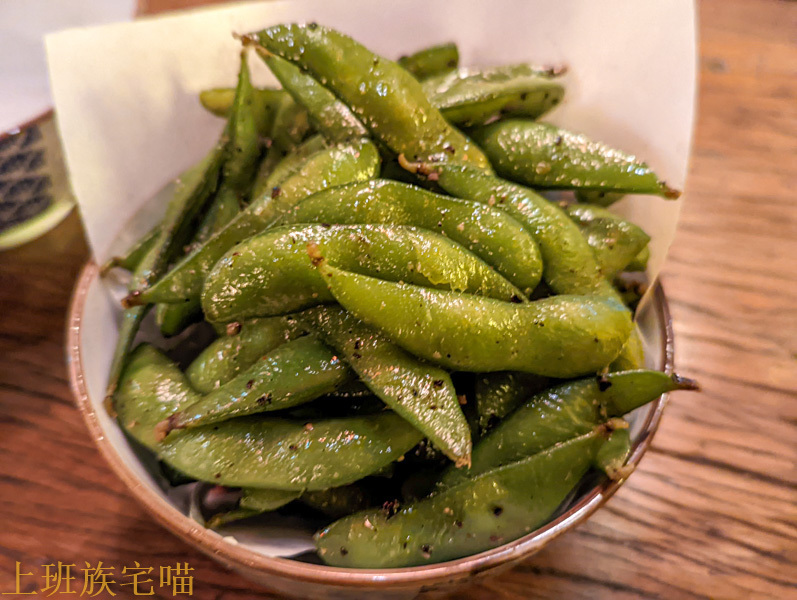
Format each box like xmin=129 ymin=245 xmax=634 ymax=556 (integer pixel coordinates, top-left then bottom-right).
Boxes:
xmin=672 ymin=374 xmax=700 ymax=391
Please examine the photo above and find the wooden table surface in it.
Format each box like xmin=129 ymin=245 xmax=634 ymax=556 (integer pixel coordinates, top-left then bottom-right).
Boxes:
xmin=1 ymin=0 xmax=795 ymax=598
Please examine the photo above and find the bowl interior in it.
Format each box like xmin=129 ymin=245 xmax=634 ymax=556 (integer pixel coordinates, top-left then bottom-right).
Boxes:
xmin=68 ymin=261 xmax=672 ymax=578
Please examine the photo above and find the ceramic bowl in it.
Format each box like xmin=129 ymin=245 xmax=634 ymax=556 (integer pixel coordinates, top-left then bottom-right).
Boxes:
xmin=67 ymin=260 xmax=674 ymax=600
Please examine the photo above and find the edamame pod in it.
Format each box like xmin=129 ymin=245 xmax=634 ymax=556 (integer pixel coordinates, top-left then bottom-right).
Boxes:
xmin=423 ymin=64 xmax=564 ymax=126
xmin=298 ymin=306 xmax=471 ymax=465
xmin=108 ymin=142 xmax=226 ymax=400
xmin=609 ymin=323 xmax=646 ymax=371
xmin=248 ymin=24 xmax=490 ymax=169
xmin=162 ymin=336 xmax=353 ymax=433
xmin=575 ymin=189 xmax=625 ymax=208
xmin=124 ymin=139 xmax=380 ymax=306
xmin=410 ymin=161 xmax=619 ymax=298
xmin=318 ymin=263 xmax=633 ymax=377
xmin=398 ymin=42 xmax=459 ymax=80
xmin=251 ymin=94 xmax=312 ymax=196
xmin=199 ymin=87 xmax=290 ymax=137
xmin=474 ymin=372 xmax=548 ymax=433
xmin=300 ymin=484 xmax=373 ymax=518
xmin=440 ymin=370 xmax=698 ymax=488
xmin=156 ymin=55 xmax=262 ymax=338
xmin=115 ymin=344 xmax=201 ymax=450
xmin=201 ymin=224 xmax=523 ymax=323
xmin=261 ymin=53 xmax=368 ymax=143
xmin=566 ymin=203 xmax=650 ymax=279
xmin=158 ymin=412 xmax=423 ymax=491
xmin=471 ymin=120 xmax=680 ymax=198
xmin=207 ymin=488 xmax=300 ymax=528
xmin=100 ymin=224 xmax=159 ymax=275
xmin=186 ymin=317 xmax=301 ymax=393
xmin=254 ymin=134 xmax=328 ymax=200
xmin=315 ymin=429 xmax=604 ymax=567
xmin=277 ymin=179 xmax=543 ymax=295
xmin=626 ymin=246 xmax=650 ymax=272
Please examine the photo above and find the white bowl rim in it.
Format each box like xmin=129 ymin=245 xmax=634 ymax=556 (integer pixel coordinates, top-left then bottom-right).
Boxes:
xmin=66 ymin=260 xmax=673 ymax=589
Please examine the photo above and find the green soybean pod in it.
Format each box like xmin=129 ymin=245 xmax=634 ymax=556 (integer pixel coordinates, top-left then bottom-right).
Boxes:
xmin=315 ymin=429 xmax=604 ymax=568
xmin=253 ymin=134 xmax=328 ymax=200
xmin=411 ymin=161 xmax=619 ymax=299
xmin=206 ymin=488 xmax=301 ymax=528
xmin=261 ymin=53 xmax=369 ymax=143
xmin=199 ymin=87 xmax=290 ymax=137
xmin=423 ymin=63 xmax=564 ymax=126
xmin=251 ymin=94 xmax=313 ymax=195
xmin=124 ymin=139 xmax=380 ymax=306
xmin=300 ymin=483 xmax=374 ymax=518
xmin=186 ymin=317 xmax=300 ymax=393
xmin=249 ymin=24 xmax=490 ymax=169
xmin=474 ymin=372 xmax=548 ymax=434
xmin=626 ymin=246 xmax=650 ymax=272
xmin=156 ymin=53 xmax=263 ymax=338
xmin=115 ymin=344 xmax=201 ymax=450
xmin=575 ymin=189 xmax=625 ymax=208
xmin=566 ymin=204 xmax=651 ymax=279
xmin=398 ymin=42 xmax=459 ymax=80
xmin=109 ymin=142 xmax=226 ymax=401
xmin=277 ymin=179 xmax=543 ymax=295
xmin=440 ymin=370 xmax=699 ymax=488
xmin=201 ymin=224 xmax=523 ymax=323
xmin=318 ymin=263 xmax=633 ymax=378
xmin=158 ymin=412 xmax=424 ymax=491
xmin=471 ymin=119 xmax=680 ymax=198
xmin=162 ymin=336 xmax=353 ymax=434
xmin=298 ymin=306 xmax=471 ymax=466
xmin=100 ymin=224 xmax=160 ymax=275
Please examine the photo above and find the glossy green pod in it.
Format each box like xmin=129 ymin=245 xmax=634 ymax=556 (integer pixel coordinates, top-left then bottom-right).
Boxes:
xmin=186 ymin=317 xmax=301 ymax=393
xmin=412 ymin=161 xmax=619 ymax=299
xmin=626 ymin=246 xmax=650 ymax=272
xmin=471 ymin=120 xmax=680 ymax=198
xmin=440 ymin=370 xmax=698 ymax=488
xmin=423 ymin=64 xmax=564 ymax=126
xmin=108 ymin=142 xmax=226 ymax=401
xmin=609 ymin=323 xmax=646 ymax=371
xmin=201 ymin=224 xmax=522 ymax=323
xmin=125 ymin=139 xmax=380 ymax=306
xmin=595 ymin=426 xmax=633 ymax=480
xmin=156 ymin=55 xmax=263 ymax=337
xmin=575 ymin=189 xmax=625 ymax=208
xmin=300 ymin=484 xmax=374 ymax=518
xmin=249 ymin=24 xmax=490 ymax=169
xmin=158 ymin=412 xmax=424 ymax=491
xmin=251 ymin=94 xmax=313 ymax=198
xmin=163 ymin=336 xmax=353 ymax=432
xmin=207 ymin=488 xmax=300 ymax=528
xmin=298 ymin=306 xmax=471 ymax=465
xmin=115 ymin=344 xmax=201 ymax=450
xmin=261 ymin=53 xmax=368 ymax=143
xmin=100 ymin=224 xmax=159 ymax=275
xmin=253 ymin=134 xmax=328 ymax=200
xmin=398 ymin=42 xmax=459 ymax=80
xmin=474 ymin=372 xmax=548 ymax=433
xmin=199 ymin=87 xmax=290 ymax=137
xmin=566 ymin=204 xmax=651 ymax=279
xmin=319 ymin=263 xmax=633 ymax=378
xmin=315 ymin=429 xmax=604 ymax=568
xmin=277 ymin=179 xmax=543 ymax=295
xmin=222 ymin=52 xmax=262 ymax=191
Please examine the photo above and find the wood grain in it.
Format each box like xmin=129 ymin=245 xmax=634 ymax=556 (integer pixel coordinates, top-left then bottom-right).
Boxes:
xmin=1 ymin=0 xmax=795 ymax=598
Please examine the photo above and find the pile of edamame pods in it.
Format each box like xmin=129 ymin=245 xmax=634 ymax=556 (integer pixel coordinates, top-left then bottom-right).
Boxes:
xmin=103 ymin=23 xmax=697 ymax=568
